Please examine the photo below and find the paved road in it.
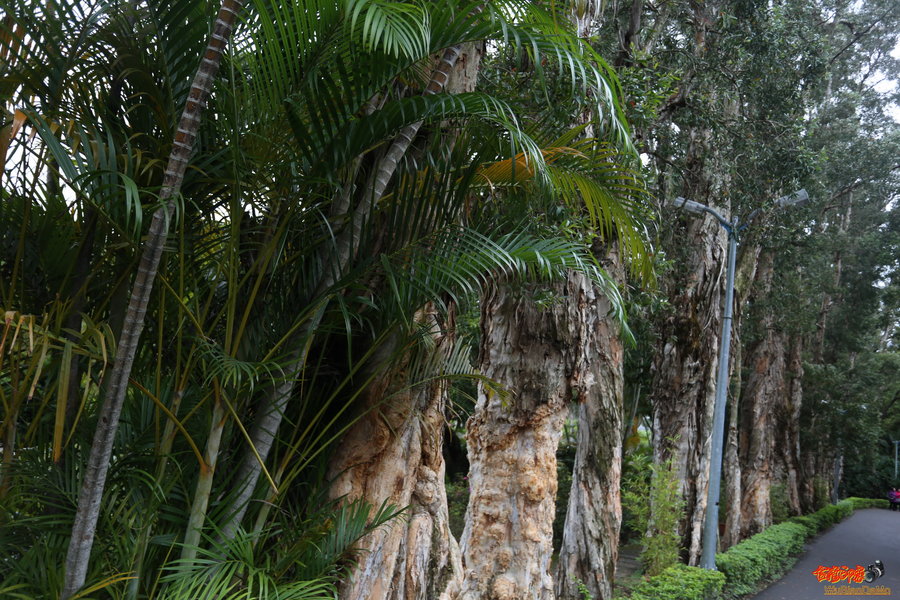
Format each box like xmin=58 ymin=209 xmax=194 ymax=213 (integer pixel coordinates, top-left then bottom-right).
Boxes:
xmin=751 ymin=508 xmax=900 ymax=599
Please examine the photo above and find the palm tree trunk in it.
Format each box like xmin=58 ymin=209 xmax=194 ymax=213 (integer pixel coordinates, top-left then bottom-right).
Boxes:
xmin=62 ymin=1 xmax=243 ymax=596
xmin=182 ymin=386 xmax=229 ymax=561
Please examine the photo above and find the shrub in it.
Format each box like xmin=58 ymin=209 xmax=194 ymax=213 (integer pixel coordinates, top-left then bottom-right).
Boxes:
xmin=628 ymin=564 xmax=725 ymax=600
xmin=769 ymin=484 xmax=790 ymax=524
xmin=844 ymin=496 xmax=889 ymax=510
xmin=716 ymin=522 xmax=807 ymax=598
xmin=621 ymin=451 xmax=686 ymax=576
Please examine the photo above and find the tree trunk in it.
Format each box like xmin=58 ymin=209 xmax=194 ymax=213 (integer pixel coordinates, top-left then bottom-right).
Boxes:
xmin=779 ymin=336 xmax=804 ymax=516
xmin=62 ymin=1 xmax=243 ymax=596
xmin=737 ymin=251 xmax=785 ymax=539
xmin=554 ymin=247 xmax=624 ymax=600
xmin=721 ymin=242 xmax=759 ymax=550
xmin=322 ymin=42 xmax=483 ymax=600
xmin=813 ymin=194 xmax=851 ymax=362
xmin=329 ymin=307 xmax=462 ymax=600
xmin=721 ymin=367 xmax=742 ymax=550
xmin=649 ymin=212 xmax=727 ymax=564
xmin=458 ymin=271 xmax=604 ymax=600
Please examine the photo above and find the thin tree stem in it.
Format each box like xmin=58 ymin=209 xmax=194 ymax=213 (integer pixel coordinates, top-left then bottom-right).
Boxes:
xmin=61 ymin=1 xmax=244 ymax=596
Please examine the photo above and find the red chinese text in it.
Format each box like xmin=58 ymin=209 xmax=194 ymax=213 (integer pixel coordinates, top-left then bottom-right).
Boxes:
xmin=812 ymin=565 xmax=866 ymax=584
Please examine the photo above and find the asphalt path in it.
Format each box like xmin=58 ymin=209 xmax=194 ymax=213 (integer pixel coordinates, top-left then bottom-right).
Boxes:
xmin=750 ymin=508 xmax=900 ymax=599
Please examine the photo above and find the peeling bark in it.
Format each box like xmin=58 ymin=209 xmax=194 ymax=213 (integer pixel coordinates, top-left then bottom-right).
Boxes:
xmin=555 ymin=248 xmax=624 ymax=600
xmin=329 ymin=308 xmax=462 ymax=600
xmin=779 ymin=337 xmax=804 ymax=516
xmin=459 ymin=272 xmax=605 ymax=600
xmin=649 ymin=213 xmax=726 ymax=564
xmin=737 ymin=252 xmax=785 ymax=539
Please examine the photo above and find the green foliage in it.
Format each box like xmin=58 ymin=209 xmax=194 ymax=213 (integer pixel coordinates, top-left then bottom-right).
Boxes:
xmin=572 ymin=576 xmax=594 ymax=600
xmin=621 ymin=448 xmax=685 ymax=576
xmin=715 ymin=522 xmax=807 ymax=598
xmin=627 ymin=564 xmax=725 ymax=600
xmin=553 ymin=430 xmax=576 ymax=551
xmin=769 ymin=484 xmax=790 ymax=525
xmin=787 ymin=499 xmax=854 ymax=537
xmin=445 ymin=473 xmax=469 ymax=540
xmin=844 ymin=497 xmax=890 ymax=510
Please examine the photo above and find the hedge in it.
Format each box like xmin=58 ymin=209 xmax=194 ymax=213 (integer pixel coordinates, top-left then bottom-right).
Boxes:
xmin=618 ymin=497 xmax=889 ymax=599
xmin=628 ymin=564 xmax=725 ymax=600
xmin=715 ymin=522 xmax=807 ymax=597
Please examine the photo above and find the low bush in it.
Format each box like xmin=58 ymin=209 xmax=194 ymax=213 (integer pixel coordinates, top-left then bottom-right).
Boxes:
xmin=844 ymin=496 xmax=889 ymax=510
xmin=628 ymin=564 xmax=725 ymax=600
xmin=788 ymin=500 xmax=853 ymax=536
xmin=615 ymin=497 xmax=889 ymax=599
xmin=715 ymin=522 xmax=807 ymax=598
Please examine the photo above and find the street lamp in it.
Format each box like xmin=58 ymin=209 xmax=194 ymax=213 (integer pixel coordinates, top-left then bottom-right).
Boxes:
xmin=671 ymin=189 xmax=808 ymax=571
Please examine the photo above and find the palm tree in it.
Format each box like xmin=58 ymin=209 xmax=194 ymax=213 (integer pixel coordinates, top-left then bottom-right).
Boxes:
xmin=0 ymin=0 xmax=653 ymax=597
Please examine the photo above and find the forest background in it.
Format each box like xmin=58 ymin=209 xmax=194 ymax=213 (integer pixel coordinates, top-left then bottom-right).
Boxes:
xmin=0 ymin=0 xmax=897 ymax=598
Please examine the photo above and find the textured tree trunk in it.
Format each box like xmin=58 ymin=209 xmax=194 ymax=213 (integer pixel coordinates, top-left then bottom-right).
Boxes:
xmin=649 ymin=212 xmax=726 ymax=564
xmin=554 ymin=248 xmax=624 ymax=600
xmin=329 ymin=307 xmax=462 ymax=600
xmin=721 ymin=369 xmax=742 ymax=550
xmin=721 ymin=242 xmax=759 ymax=550
xmin=62 ymin=2 xmax=243 ymax=596
xmin=737 ymin=251 xmax=785 ymax=539
xmin=779 ymin=337 xmax=804 ymax=516
xmin=316 ymin=43 xmax=483 ymax=600
xmin=458 ymin=272 xmax=604 ymax=600
xmin=813 ymin=195 xmax=851 ymax=362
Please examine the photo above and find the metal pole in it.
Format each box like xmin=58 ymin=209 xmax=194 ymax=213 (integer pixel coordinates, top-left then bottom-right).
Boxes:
xmin=700 ymin=219 xmax=738 ymax=570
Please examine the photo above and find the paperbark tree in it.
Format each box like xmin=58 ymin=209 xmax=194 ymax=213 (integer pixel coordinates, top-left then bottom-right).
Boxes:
xmin=328 ymin=307 xmax=462 ymax=600
xmin=459 ymin=271 xmax=612 ymax=599
xmin=323 ymin=41 xmax=483 ymax=600
xmin=736 ymin=250 xmax=785 ymax=538
xmin=554 ymin=246 xmax=625 ymax=600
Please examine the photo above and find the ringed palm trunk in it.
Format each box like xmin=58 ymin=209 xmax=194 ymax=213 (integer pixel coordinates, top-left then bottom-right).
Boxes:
xmin=458 ymin=271 xmax=604 ymax=600
xmin=62 ymin=1 xmax=243 ymax=596
xmin=554 ymin=246 xmax=624 ymax=600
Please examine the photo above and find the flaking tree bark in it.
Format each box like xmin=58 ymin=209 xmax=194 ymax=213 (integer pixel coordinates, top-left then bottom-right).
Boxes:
xmin=62 ymin=0 xmax=244 ymax=596
xmin=458 ymin=271 xmax=608 ymax=600
xmin=327 ymin=307 xmax=462 ymax=600
xmin=736 ymin=250 xmax=785 ymax=539
xmin=649 ymin=211 xmax=727 ymax=564
xmin=554 ymin=246 xmax=625 ymax=600
xmin=321 ymin=42 xmax=483 ymax=600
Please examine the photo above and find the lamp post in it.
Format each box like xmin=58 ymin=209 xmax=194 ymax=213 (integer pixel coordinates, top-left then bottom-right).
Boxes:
xmin=672 ymin=189 xmax=808 ymax=570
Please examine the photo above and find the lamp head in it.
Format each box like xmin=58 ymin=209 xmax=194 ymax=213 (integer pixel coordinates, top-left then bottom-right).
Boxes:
xmin=774 ymin=189 xmax=809 ymax=208
xmin=671 ymin=197 xmax=710 ymax=215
